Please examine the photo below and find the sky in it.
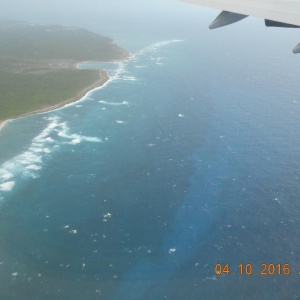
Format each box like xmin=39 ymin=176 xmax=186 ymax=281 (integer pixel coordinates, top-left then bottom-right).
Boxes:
xmin=0 ymin=0 xmax=211 ymax=41
xmin=0 ymin=0 xmax=193 ymax=23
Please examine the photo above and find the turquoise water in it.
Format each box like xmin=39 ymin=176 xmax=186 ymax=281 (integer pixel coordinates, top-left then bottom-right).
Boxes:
xmin=1 ymin=17 xmax=300 ymax=299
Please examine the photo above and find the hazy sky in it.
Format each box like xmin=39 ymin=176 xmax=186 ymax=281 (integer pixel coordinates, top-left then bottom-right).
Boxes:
xmin=0 ymin=0 xmax=192 ymax=23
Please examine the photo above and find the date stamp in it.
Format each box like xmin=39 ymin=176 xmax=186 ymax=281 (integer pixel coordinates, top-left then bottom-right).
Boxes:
xmin=214 ymin=263 xmax=300 ymax=276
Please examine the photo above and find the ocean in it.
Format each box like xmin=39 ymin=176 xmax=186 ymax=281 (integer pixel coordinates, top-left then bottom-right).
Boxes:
xmin=1 ymin=7 xmax=300 ymax=299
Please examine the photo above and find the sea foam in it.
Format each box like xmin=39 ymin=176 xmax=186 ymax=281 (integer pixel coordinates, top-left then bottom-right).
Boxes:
xmin=56 ymin=122 xmax=102 ymax=144
xmin=26 ymin=165 xmax=42 ymax=171
xmin=0 ymin=170 xmax=13 ymax=181
xmin=99 ymin=100 xmax=129 ymax=106
xmin=0 ymin=116 xmax=102 ymax=200
xmin=0 ymin=181 xmax=15 ymax=192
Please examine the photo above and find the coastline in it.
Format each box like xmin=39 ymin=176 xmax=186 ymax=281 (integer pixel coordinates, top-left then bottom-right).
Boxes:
xmin=0 ymin=50 xmax=132 ymax=134
xmin=0 ymin=22 xmax=132 ymax=134
xmin=0 ymin=120 xmax=10 ymax=132
xmin=0 ymin=68 xmax=110 ymax=133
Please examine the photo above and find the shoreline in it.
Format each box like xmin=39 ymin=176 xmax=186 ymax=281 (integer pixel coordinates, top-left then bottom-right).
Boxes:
xmin=0 ymin=68 xmax=110 ymax=133
xmin=0 ymin=52 xmax=131 ymax=133
xmin=0 ymin=120 xmax=10 ymax=132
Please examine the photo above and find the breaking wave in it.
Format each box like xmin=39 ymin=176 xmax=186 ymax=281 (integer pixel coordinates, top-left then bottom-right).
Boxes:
xmin=99 ymin=100 xmax=129 ymax=106
xmin=0 ymin=116 xmax=102 ymax=201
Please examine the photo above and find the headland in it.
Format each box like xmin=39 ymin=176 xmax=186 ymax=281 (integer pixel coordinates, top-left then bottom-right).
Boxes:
xmin=0 ymin=21 xmax=130 ymax=131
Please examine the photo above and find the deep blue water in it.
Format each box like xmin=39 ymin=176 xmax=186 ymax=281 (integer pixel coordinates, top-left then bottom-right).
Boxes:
xmin=1 ymin=11 xmax=300 ymax=299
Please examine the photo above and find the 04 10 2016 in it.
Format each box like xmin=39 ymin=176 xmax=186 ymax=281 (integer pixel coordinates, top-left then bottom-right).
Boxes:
xmin=214 ymin=263 xmax=293 ymax=275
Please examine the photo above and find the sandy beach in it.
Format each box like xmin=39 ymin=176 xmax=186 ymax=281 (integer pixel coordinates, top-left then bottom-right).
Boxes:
xmin=0 ymin=120 xmax=10 ymax=131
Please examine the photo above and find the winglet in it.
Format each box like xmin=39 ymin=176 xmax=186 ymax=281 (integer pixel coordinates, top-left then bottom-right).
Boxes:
xmin=265 ymin=19 xmax=300 ymax=28
xmin=209 ymin=10 xmax=248 ymax=29
xmin=293 ymin=43 xmax=300 ymax=54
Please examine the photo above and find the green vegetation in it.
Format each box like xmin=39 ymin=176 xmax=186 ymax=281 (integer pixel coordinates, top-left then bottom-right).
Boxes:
xmin=0 ymin=69 xmax=100 ymax=120
xmin=0 ymin=21 xmax=128 ymax=122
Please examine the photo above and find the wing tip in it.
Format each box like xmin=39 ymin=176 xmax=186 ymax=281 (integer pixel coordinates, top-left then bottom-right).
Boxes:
xmin=209 ymin=11 xmax=248 ymax=29
xmin=293 ymin=43 xmax=300 ymax=54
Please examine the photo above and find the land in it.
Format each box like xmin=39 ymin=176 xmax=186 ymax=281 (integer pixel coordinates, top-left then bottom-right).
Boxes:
xmin=0 ymin=20 xmax=129 ymax=126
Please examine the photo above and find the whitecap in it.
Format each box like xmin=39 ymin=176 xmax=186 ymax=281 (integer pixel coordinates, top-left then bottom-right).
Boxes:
xmin=57 ymin=129 xmax=70 ymax=139
xmin=59 ymin=130 xmax=101 ymax=144
xmin=82 ymin=136 xmax=102 ymax=143
xmin=29 ymin=147 xmax=42 ymax=153
xmin=123 ymin=76 xmax=137 ymax=81
xmin=23 ymin=170 xmax=39 ymax=179
xmin=99 ymin=100 xmax=129 ymax=106
xmin=69 ymin=139 xmax=81 ymax=145
xmin=26 ymin=165 xmax=42 ymax=171
xmin=29 ymin=147 xmax=51 ymax=154
xmin=48 ymin=122 xmax=59 ymax=129
xmin=41 ymin=137 xmax=55 ymax=143
xmin=0 ymin=170 xmax=14 ymax=181
xmin=168 ymin=248 xmax=176 ymax=254
xmin=16 ymin=152 xmax=42 ymax=165
xmin=0 ymin=181 xmax=15 ymax=192
xmin=135 ymin=39 xmax=184 ymax=60
xmin=43 ymin=148 xmax=51 ymax=154
xmin=110 ymin=61 xmax=127 ymax=81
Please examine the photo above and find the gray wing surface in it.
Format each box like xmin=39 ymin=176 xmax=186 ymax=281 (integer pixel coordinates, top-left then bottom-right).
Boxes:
xmin=182 ymin=0 xmax=300 ymax=53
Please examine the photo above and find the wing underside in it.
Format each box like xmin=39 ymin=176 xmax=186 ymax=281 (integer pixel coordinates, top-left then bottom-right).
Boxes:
xmin=182 ymin=0 xmax=300 ymax=53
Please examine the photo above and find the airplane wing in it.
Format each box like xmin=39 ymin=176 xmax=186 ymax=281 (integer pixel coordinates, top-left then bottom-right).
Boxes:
xmin=182 ymin=0 xmax=300 ymax=53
